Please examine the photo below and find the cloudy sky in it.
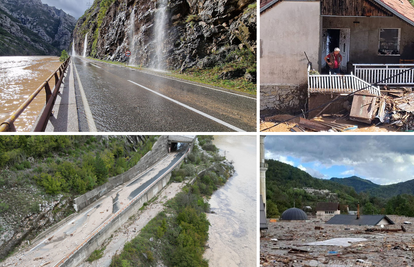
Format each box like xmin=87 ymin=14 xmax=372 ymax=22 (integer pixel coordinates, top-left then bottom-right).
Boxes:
xmin=265 ymin=135 xmax=414 ymax=185
xmin=42 ymin=0 xmax=89 ymax=19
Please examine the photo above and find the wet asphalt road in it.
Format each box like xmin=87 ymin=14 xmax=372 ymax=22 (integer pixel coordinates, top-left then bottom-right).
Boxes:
xmin=72 ymin=57 xmax=256 ymax=132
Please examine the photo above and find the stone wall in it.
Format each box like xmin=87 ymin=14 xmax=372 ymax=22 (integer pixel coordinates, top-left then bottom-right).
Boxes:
xmin=73 ymin=136 xmax=169 ymax=212
xmin=260 ymin=84 xmax=307 ymax=115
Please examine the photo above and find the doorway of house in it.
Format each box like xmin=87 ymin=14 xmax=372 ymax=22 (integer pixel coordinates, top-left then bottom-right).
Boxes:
xmin=321 ymin=28 xmax=350 ymax=73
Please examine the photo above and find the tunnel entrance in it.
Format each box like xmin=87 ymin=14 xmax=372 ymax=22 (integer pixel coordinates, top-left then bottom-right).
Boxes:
xmin=169 ymin=142 xmax=187 ymax=152
xmin=170 ymin=142 xmax=178 ymax=152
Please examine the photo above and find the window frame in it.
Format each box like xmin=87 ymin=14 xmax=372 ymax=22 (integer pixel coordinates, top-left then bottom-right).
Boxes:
xmin=378 ymin=28 xmax=401 ymax=57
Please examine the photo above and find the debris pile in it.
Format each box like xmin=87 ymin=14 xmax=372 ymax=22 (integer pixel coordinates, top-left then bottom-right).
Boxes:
xmin=260 ymin=216 xmax=414 ymax=266
xmin=261 ymin=88 xmax=414 ymax=132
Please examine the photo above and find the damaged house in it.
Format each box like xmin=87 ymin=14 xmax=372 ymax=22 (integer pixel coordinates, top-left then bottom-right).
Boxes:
xmin=260 ymin=0 xmax=414 ymax=129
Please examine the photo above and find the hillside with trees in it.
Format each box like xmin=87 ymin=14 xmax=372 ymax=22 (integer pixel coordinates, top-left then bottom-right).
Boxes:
xmin=266 ymin=159 xmax=414 ymax=218
xmin=330 ymin=176 xmax=380 ymax=193
xmin=0 ymin=135 xmax=156 ymax=259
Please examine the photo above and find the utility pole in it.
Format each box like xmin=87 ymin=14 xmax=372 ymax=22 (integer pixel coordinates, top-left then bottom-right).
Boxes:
xmin=86 ymin=1 xmax=92 ymax=8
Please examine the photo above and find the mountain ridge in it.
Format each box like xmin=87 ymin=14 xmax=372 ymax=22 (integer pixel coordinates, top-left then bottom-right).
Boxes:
xmin=0 ymin=0 xmax=76 ymax=55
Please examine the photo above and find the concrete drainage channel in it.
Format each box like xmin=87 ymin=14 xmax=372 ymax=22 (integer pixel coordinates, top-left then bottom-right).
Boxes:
xmin=55 ymin=147 xmax=191 ymax=267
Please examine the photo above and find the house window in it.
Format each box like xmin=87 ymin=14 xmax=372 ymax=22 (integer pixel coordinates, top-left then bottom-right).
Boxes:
xmin=378 ymin=29 xmax=400 ymax=56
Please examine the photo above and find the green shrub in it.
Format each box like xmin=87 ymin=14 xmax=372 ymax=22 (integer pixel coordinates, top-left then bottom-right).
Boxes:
xmin=95 ymin=154 xmax=108 ymax=184
xmin=59 ymin=50 xmax=69 ymax=62
xmin=0 ymin=202 xmax=9 ymax=213
xmin=202 ymin=143 xmax=217 ymax=152
xmin=87 ymin=247 xmax=105 ymax=262
xmin=41 ymin=173 xmax=62 ymax=195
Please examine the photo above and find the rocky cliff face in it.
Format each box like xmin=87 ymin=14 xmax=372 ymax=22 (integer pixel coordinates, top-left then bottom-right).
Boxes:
xmin=0 ymin=0 xmax=76 ymax=56
xmin=73 ymin=0 xmax=256 ymax=74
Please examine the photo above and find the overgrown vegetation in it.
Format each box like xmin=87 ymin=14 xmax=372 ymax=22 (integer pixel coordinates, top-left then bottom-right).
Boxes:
xmin=0 ymin=136 xmax=157 ymax=196
xmin=110 ymin=136 xmax=233 ymax=267
xmin=171 ymin=48 xmax=256 ymax=94
xmin=87 ymin=245 xmax=106 ymax=262
xmin=266 ymin=159 xmax=414 ymax=218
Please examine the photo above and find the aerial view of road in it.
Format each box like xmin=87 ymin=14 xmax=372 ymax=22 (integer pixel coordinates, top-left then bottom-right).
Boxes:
xmin=71 ymin=57 xmax=256 ymax=132
xmin=1 ymin=150 xmax=187 ymax=267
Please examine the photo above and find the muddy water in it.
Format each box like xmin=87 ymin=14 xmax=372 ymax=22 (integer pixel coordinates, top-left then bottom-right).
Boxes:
xmin=204 ymin=135 xmax=257 ymax=267
xmin=0 ymin=56 xmax=61 ymax=131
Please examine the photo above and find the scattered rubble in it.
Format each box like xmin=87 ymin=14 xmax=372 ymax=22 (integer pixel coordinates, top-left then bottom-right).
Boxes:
xmin=260 ymin=215 xmax=414 ymax=266
xmin=261 ymin=88 xmax=414 ymax=132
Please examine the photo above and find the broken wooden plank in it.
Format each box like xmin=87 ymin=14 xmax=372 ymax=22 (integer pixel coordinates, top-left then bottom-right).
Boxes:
xmin=264 ymin=114 xmax=299 ymax=123
xmin=377 ymin=97 xmax=386 ymax=123
xmin=298 ymin=118 xmax=331 ymax=132
xmin=350 ymin=94 xmax=377 ymax=124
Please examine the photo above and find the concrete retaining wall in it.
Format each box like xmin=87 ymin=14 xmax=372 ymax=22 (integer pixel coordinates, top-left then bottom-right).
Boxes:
xmin=73 ymin=136 xmax=169 ymax=212
xmin=57 ymin=144 xmax=192 ymax=267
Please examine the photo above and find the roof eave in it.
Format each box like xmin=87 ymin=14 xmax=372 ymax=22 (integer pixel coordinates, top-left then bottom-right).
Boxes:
xmin=260 ymin=0 xmax=281 ymax=13
xmin=372 ymin=0 xmax=414 ymax=27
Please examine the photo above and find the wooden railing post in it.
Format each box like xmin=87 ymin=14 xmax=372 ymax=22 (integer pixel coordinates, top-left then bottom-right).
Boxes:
xmin=0 ymin=57 xmax=71 ymax=132
xmin=44 ymin=82 xmax=52 ymax=104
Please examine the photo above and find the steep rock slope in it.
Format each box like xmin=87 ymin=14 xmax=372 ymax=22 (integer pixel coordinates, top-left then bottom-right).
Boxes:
xmin=73 ymin=0 xmax=256 ymax=75
xmin=0 ymin=0 xmax=76 ymax=55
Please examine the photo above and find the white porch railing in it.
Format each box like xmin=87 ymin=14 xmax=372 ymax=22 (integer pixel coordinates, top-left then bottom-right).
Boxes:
xmin=354 ymin=64 xmax=414 ymax=86
xmin=307 ymin=65 xmax=381 ymax=96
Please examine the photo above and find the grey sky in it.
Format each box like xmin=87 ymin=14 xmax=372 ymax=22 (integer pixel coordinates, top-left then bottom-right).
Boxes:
xmin=41 ymin=0 xmax=89 ymax=19
xmin=265 ymin=135 xmax=414 ymax=185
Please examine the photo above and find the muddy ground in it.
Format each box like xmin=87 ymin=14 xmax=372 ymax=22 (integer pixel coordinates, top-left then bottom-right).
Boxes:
xmin=261 ymin=216 xmax=414 ymax=266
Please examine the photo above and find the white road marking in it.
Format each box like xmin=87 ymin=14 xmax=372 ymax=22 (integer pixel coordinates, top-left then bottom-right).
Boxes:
xmin=68 ymin=60 xmax=79 ymax=132
xmin=127 ymin=80 xmax=246 ymax=132
xmin=73 ymin=61 xmax=98 ymax=132
xmin=82 ymin=57 xmax=256 ymax=101
xmin=90 ymin=63 xmax=102 ymax=69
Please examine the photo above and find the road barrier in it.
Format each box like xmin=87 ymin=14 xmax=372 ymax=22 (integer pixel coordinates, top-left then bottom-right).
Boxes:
xmin=0 ymin=57 xmax=71 ymax=132
xmin=56 ymin=147 xmax=191 ymax=267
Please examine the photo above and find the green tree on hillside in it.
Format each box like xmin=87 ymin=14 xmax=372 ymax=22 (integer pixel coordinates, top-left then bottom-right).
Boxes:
xmin=60 ymin=50 xmax=69 ymax=62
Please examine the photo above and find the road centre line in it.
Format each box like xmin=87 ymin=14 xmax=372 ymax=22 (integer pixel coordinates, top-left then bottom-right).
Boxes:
xmin=80 ymin=57 xmax=256 ymax=101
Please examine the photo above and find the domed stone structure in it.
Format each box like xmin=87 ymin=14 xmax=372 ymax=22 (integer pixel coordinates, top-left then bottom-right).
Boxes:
xmin=281 ymin=208 xmax=308 ymax=220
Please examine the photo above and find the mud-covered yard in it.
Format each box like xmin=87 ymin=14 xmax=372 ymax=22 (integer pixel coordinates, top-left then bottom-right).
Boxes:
xmin=261 ymin=216 xmax=414 ymax=266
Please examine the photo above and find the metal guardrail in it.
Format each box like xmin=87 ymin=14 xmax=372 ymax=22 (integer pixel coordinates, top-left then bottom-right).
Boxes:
xmin=354 ymin=64 xmax=414 ymax=86
xmin=307 ymin=65 xmax=381 ymax=97
xmin=0 ymin=57 xmax=71 ymax=132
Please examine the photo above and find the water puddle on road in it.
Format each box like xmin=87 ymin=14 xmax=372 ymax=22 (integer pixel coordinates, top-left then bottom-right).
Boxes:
xmin=204 ymin=135 xmax=257 ymax=267
xmin=0 ymin=56 xmax=61 ymax=131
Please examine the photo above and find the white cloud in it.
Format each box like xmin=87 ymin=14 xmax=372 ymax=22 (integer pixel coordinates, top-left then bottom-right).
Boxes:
xmin=341 ymin=169 xmax=355 ymax=176
xmin=277 ymin=156 xmax=295 ymax=167
xmin=265 ymin=136 xmax=414 ymax=185
xmin=298 ymin=165 xmax=306 ymax=171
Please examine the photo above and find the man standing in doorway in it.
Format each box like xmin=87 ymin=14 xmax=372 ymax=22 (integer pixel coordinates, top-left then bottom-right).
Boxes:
xmin=324 ymin=47 xmax=342 ymax=74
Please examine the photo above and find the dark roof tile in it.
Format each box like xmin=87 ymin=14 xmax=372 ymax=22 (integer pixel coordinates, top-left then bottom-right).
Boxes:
xmin=326 ymin=215 xmax=395 ymax=225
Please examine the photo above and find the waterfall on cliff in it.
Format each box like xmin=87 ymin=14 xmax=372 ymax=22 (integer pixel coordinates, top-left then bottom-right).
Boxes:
xmin=83 ymin=33 xmax=88 ymax=58
xmin=72 ymin=39 xmax=76 ymax=57
xmin=153 ymin=0 xmax=167 ymax=70
xmin=129 ymin=9 xmax=135 ymax=65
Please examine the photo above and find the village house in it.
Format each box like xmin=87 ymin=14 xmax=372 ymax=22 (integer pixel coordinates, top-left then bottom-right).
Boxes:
xmin=260 ymin=0 xmax=414 ymax=117
xmin=315 ymin=202 xmax=341 ymax=216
